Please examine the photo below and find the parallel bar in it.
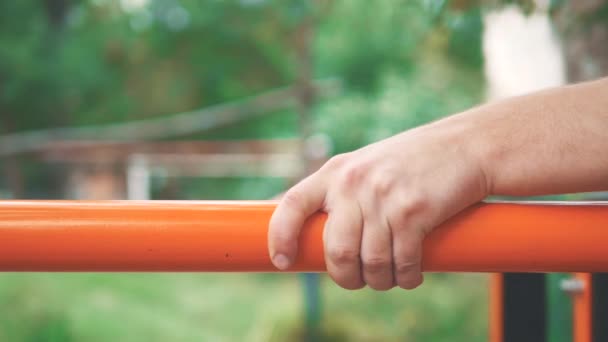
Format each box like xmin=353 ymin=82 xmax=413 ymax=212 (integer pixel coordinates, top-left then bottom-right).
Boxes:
xmin=573 ymin=273 xmax=593 ymax=342
xmin=489 ymin=273 xmax=504 ymax=342
xmin=1 ymin=201 xmax=608 ymax=272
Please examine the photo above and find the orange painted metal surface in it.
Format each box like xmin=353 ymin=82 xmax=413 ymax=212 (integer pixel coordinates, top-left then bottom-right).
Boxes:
xmin=573 ymin=272 xmax=593 ymax=342
xmin=489 ymin=273 xmax=504 ymax=342
xmin=1 ymin=201 xmax=608 ymax=272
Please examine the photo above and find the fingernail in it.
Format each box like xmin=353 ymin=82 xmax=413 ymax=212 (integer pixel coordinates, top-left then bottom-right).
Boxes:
xmin=273 ymin=254 xmax=290 ymax=270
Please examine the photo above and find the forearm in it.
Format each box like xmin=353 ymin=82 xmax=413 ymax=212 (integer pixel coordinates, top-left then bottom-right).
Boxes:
xmin=460 ymin=77 xmax=608 ymax=196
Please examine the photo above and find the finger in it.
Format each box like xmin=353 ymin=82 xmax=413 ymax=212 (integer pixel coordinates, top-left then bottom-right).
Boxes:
xmin=392 ymin=226 xmax=424 ymax=290
xmin=268 ymin=172 xmax=326 ymax=270
xmin=324 ymin=200 xmax=365 ymax=290
xmin=360 ymin=203 xmax=394 ymax=291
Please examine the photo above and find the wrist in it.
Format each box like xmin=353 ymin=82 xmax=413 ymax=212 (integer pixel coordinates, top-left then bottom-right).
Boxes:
xmin=434 ymin=108 xmax=495 ymax=200
xmin=397 ymin=113 xmax=491 ymax=203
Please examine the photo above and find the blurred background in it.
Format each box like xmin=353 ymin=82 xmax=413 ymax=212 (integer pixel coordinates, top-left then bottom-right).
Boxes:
xmin=0 ymin=0 xmax=607 ymax=341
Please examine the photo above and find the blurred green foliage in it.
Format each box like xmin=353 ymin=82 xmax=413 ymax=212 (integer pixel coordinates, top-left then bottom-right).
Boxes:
xmin=0 ymin=0 xmax=483 ymax=144
xmin=1 ymin=1 xmax=295 ymax=130
xmin=0 ymin=273 xmax=487 ymax=341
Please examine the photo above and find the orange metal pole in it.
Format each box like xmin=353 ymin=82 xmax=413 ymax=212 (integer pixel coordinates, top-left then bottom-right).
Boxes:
xmin=489 ymin=273 xmax=504 ymax=342
xmin=573 ymin=273 xmax=593 ymax=342
xmin=1 ymin=201 xmax=608 ymax=272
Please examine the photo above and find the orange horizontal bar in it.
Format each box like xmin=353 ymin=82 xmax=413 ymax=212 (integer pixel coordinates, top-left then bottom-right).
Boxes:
xmin=1 ymin=201 xmax=608 ymax=272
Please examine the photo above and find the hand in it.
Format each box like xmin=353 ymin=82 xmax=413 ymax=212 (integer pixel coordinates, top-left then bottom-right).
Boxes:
xmin=268 ymin=119 xmax=489 ymax=290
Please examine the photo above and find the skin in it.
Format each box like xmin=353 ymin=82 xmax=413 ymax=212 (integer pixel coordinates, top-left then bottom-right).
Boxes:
xmin=268 ymin=77 xmax=608 ymax=290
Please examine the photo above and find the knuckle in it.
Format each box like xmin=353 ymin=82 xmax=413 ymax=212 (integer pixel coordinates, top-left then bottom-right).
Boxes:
xmin=327 ymin=246 xmax=360 ymax=265
xmin=371 ymin=174 xmax=393 ymax=197
xmin=281 ymin=189 xmax=305 ymax=210
xmin=362 ymin=256 xmax=392 ymax=274
xmin=401 ymin=191 xmax=428 ymax=216
xmin=339 ymin=162 xmax=369 ymax=189
xmin=391 ymin=191 xmax=429 ymax=228
xmin=324 ymin=153 xmax=350 ymax=170
xmin=394 ymin=260 xmax=419 ymax=275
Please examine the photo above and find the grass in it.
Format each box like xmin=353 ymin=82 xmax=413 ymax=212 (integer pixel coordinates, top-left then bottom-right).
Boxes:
xmin=0 ymin=272 xmax=487 ymax=341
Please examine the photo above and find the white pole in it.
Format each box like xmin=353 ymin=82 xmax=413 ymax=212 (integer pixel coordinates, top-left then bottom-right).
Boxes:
xmin=127 ymin=154 xmax=150 ymax=200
